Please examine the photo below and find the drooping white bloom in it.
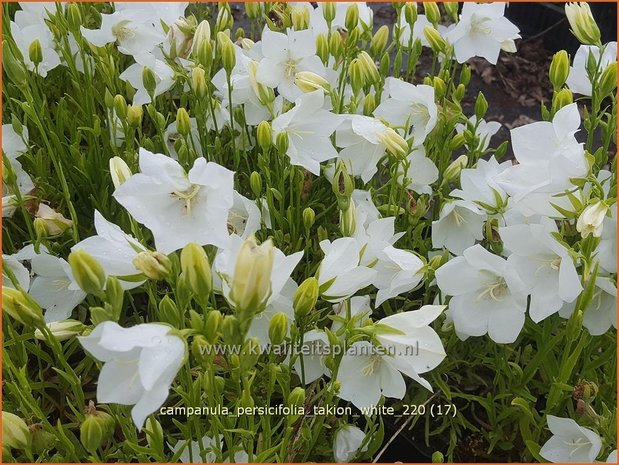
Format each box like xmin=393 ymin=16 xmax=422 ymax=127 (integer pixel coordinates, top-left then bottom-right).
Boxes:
xmin=333 ymin=425 xmax=367 ymax=462
xmin=495 ymin=103 xmax=588 ymax=217
xmin=598 ymin=204 xmax=617 ymax=273
xmin=446 ymin=3 xmax=521 ymax=64
xmin=113 ymin=148 xmax=234 ymax=254
xmin=28 ymin=254 xmax=87 ymax=323
xmin=79 ymin=321 xmax=185 ymax=430
xmin=451 ymin=156 xmax=511 ymax=213
xmin=399 ymin=145 xmax=439 ymax=195
xmin=567 ymin=42 xmax=617 ymax=96
xmin=334 ymin=115 xmax=392 ymax=183
xmin=228 ymin=192 xmax=262 ymax=240
xmin=293 ymin=329 xmax=331 ymax=384
xmin=120 ymin=52 xmax=175 ymax=105
xmin=337 ymin=305 xmax=446 ymax=408
xmin=71 ymin=211 xmax=147 ymax=290
xmin=271 ymin=89 xmax=341 ymax=175
xmin=256 ymin=27 xmax=327 ymax=101
xmin=80 ymin=10 xmax=165 ymax=56
xmin=431 ymin=200 xmax=486 ymax=255
xmin=539 ymin=415 xmax=602 ymax=463
xmin=374 ymin=78 xmax=437 ymax=145
xmin=373 ymin=246 xmax=424 ymax=307
xmin=455 ymin=115 xmax=502 ymax=151
xmin=435 ymin=244 xmax=528 ymax=343
xmin=317 ymin=237 xmax=376 ymax=302
xmin=501 ymin=218 xmax=582 ymax=322
xmin=10 ymin=21 xmax=60 ymax=77
xmin=560 ymin=276 xmax=617 ymax=336
xmin=576 ymin=201 xmax=609 ymax=238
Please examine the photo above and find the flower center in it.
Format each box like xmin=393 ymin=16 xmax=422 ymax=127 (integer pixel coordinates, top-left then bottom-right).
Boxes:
xmin=172 ymin=185 xmax=201 ymax=215
xmin=564 ymin=437 xmax=589 ymax=457
xmin=285 ymin=60 xmax=298 ymax=79
xmin=477 ymin=277 xmax=509 ymax=302
xmin=470 ymin=15 xmax=492 ymax=35
xmin=112 ymin=20 xmax=137 ymax=42
xmin=361 ymin=354 xmax=382 ymax=376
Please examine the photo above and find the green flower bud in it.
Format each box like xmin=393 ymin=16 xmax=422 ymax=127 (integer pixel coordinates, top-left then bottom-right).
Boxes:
xmin=433 ymin=76 xmax=447 ymax=100
xmin=378 ymin=127 xmax=409 ymax=158
xmin=329 ymin=31 xmax=343 ymax=59
xmin=293 ymin=277 xmax=319 ymax=319
xmin=157 ymin=295 xmax=181 ymax=326
xmin=444 ymin=155 xmax=468 ymax=182
xmin=104 ymin=88 xmax=114 ymax=109
xmin=474 ymin=91 xmax=489 ymax=119
xmin=191 ymin=66 xmax=208 ymax=98
xmin=340 ymin=202 xmax=357 ymax=237
xmin=432 ymin=451 xmax=445 ymax=463
xmin=348 ymin=58 xmax=364 ymax=94
xmin=345 ymin=3 xmax=359 ymax=31
xmin=423 ymin=26 xmax=447 ymax=54
xmin=257 ymin=121 xmax=273 ymax=151
xmin=294 ymin=70 xmax=330 ymax=93
xmin=454 ymin=83 xmax=466 ymax=101
xmin=404 ymin=3 xmax=418 ymax=26
xmin=180 ymin=243 xmax=213 ymax=299
xmin=3 ymin=41 xmax=27 ymax=84
xmin=599 ymin=61 xmax=617 ymax=98
xmin=68 ymin=249 xmax=105 ymax=295
xmin=370 ymin=25 xmax=389 ymax=57
xmin=332 ymin=160 xmax=355 ymax=201
xmin=34 ymin=218 xmax=48 ymax=240
xmin=132 ymin=251 xmax=172 ymax=280
xmin=459 ymin=64 xmax=471 ymax=86
xmin=302 ymin=207 xmax=315 ymax=230
xmin=245 ymin=2 xmax=261 ymax=20
xmin=205 ymin=310 xmax=223 ymax=343
xmin=113 ymin=94 xmax=127 ymax=120
xmin=142 ymin=66 xmax=157 ymax=99
xmin=126 ymin=104 xmax=143 ymax=128
xmin=217 ymin=32 xmax=236 ymax=73
xmin=268 ymin=312 xmax=288 ymax=345
xmin=424 ymin=2 xmax=441 ymax=26
xmin=357 ymin=51 xmax=380 ymax=85
xmin=80 ymin=407 xmax=115 ymax=453
xmin=34 ymin=320 xmax=85 ymax=341
xmin=549 ymin=50 xmax=570 ymax=89
xmin=363 ymin=94 xmax=376 ymax=116
xmin=291 ymin=6 xmax=310 ymax=30
xmin=288 ymin=387 xmax=306 ymax=408
xmin=276 ymin=131 xmax=289 ymax=154
xmin=379 ymin=52 xmax=390 ymax=78
xmin=67 ymin=3 xmax=82 ymax=32
xmin=176 ymin=108 xmax=191 ymax=136
xmin=448 ymin=133 xmax=466 ymax=151
xmin=2 ymin=287 xmax=45 ymax=327
xmin=553 ymin=88 xmax=574 ymax=111
xmin=28 ymin=39 xmax=43 ymax=66
xmin=323 ymin=2 xmax=336 ymax=23
xmin=249 ymin=171 xmax=262 ymax=197
xmin=144 ymin=418 xmax=164 ymax=452
xmin=2 ymin=412 xmax=30 ymax=450
xmin=565 ymin=2 xmax=601 ymax=45
xmin=30 ymin=423 xmax=56 ymax=455
xmin=316 ymin=33 xmax=330 ymax=63
xmin=215 ymin=4 xmax=233 ymax=33
xmin=444 ymin=2 xmax=459 ymax=22
xmin=222 ymin=314 xmax=241 ymax=344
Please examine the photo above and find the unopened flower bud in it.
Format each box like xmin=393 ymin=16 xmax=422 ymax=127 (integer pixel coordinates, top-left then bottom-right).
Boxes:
xmin=424 ymin=2 xmax=441 ymax=26
xmin=245 ymin=2 xmax=261 ymax=20
xmin=329 ymin=32 xmax=343 ymax=59
xmin=404 ymin=3 xmax=418 ymax=26
xmin=275 ymin=131 xmax=289 ymax=154
xmin=176 ymin=108 xmax=191 ymax=136
xmin=378 ymin=127 xmax=408 ymax=158
xmin=249 ymin=171 xmax=262 ymax=197
xmin=268 ymin=312 xmax=288 ymax=345
xmin=67 ymin=3 xmax=82 ymax=32
xmin=424 ymin=26 xmax=447 ymax=54
xmin=302 ymin=207 xmax=315 ymax=230
xmin=444 ymin=155 xmax=468 ymax=182
xmin=68 ymin=249 xmax=106 ymax=295
xmin=291 ymin=6 xmax=310 ymax=30
xmin=144 ymin=418 xmax=164 ymax=451
xmin=230 ymin=235 xmax=274 ymax=316
xmin=2 ymin=412 xmax=30 ymax=450
xmin=576 ymin=201 xmax=608 ymax=238
xmin=34 ymin=319 xmax=85 ymax=341
xmin=142 ymin=66 xmax=157 ymax=99
xmin=448 ymin=133 xmax=466 ymax=151
xmin=363 ymin=94 xmax=376 ymax=116
xmin=191 ymin=67 xmax=208 ymax=98
xmin=30 ymin=423 xmax=56 ymax=455
xmin=370 ymin=25 xmax=389 ymax=57
xmin=217 ymin=32 xmax=236 ymax=73
xmin=3 ymin=41 xmax=26 ymax=84
xmin=357 ymin=51 xmax=380 ymax=85
xmin=205 ymin=309 xmax=223 ymax=343
xmin=294 ymin=277 xmax=319 ymax=319
xmin=444 ymin=2 xmax=459 ymax=21
xmin=565 ymin=3 xmax=601 ymax=45
xmin=345 ymin=3 xmax=359 ymax=31
xmin=295 ymin=71 xmax=330 ymax=93
xmin=113 ymin=94 xmax=127 ymax=120
xmin=29 ymin=39 xmax=43 ymax=66
xmin=316 ymin=34 xmax=330 ymax=63
xmin=348 ymin=59 xmax=364 ymax=93
xmin=323 ymin=2 xmax=336 ymax=23
xmin=553 ymin=88 xmax=573 ymax=111
xmin=35 ymin=204 xmax=72 ymax=237
xmin=180 ymin=243 xmax=212 ymax=299
xmin=222 ymin=314 xmax=241 ymax=344
xmin=132 ymin=251 xmax=172 ymax=280
xmin=109 ymin=157 xmax=132 ymax=188
xmin=433 ymin=76 xmax=447 ymax=99
xmin=257 ymin=121 xmax=272 ymax=151
xmin=332 ymin=160 xmax=355 ymax=202
xmin=340 ymin=202 xmax=357 ymax=237
xmin=432 ymin=451 xmax=445 ymax=463
xmin=549 ymin=50 xmax=570 ymax=89
xmin=474 ymin=92 xmax=489 ymax=119
xmin=215 ymin=5 xmax=233 ymax=33
xmin=599 ymin=61 xmax=617 ymax=97
xmin=288 ymin=387 xmax=306 ymax=408
xmin=459 ymin=64 xmax=471 ymax=86
xmin=80 ymin=406 xmax=115 ymax=453
xmin=126 ymin=104 xmax=143 ymax=127
xmin=2 ymin=287 xmax=45 ymax=327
